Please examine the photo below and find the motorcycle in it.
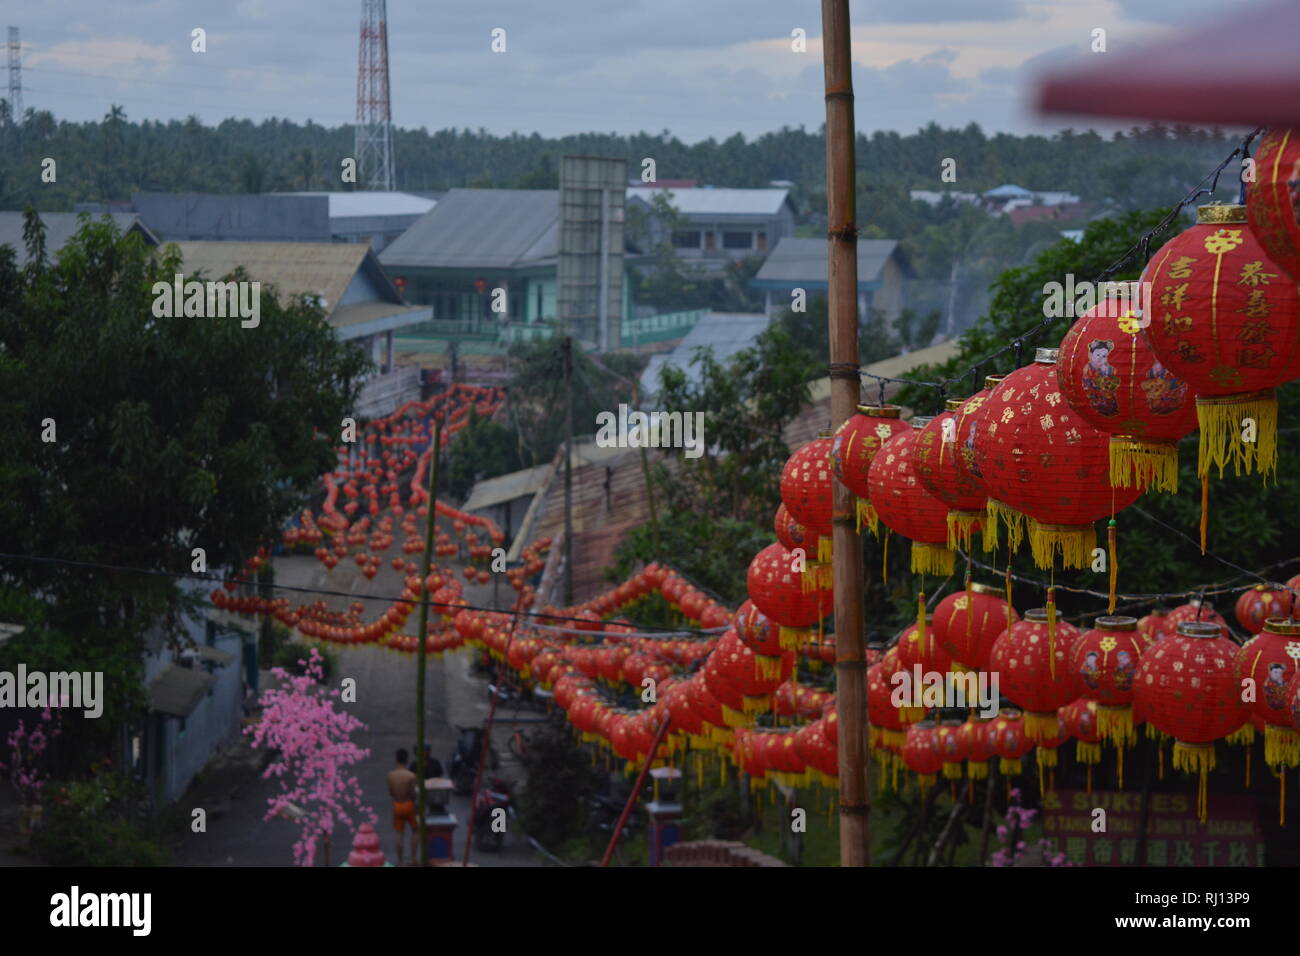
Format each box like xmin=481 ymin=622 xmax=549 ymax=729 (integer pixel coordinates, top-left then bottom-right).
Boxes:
xmin=473 ymin=777 xmax=516 ymax=852
xmin=449 ymin=725 xmax=499 ymax=795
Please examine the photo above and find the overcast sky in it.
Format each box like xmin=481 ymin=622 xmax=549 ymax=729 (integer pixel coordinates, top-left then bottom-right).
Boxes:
xmin=13 ymin=0 xmax=1246 ymax=141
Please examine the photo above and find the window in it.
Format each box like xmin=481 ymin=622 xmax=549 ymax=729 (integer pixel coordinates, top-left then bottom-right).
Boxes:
xmin=672 ymin=230 xmax=702 ymax=249
xmin=756 ymin=231 xmax=767 ymax=251
xmin=723 ymin=231 xmax=754 ymax=250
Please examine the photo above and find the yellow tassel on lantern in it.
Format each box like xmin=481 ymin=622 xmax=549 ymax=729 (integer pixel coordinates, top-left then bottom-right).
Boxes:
xmin=778 ymin=625 xmax=805 ymax=651
xmin=1196 ymin=389 xmax=1278 ymax=480
xmin=800 ymin=561 xmax=833 ymax=593
xmin=1110 ymin=435 xmax=1180 ymax=493
xmin=861 ymin=499 xmax=880 ymax=536
xmin=946 ymin=510 xmax=983 ymax=551
xmin=881 ymin=529 xmax=889 ymax=585
xmin=1200 ymin=474 xmax=1209 ymax=554
xmin=755 ymin=654 xmax=784 ymax=681
xmin=1107 ymin=519 xmax=1118 ymax=614
xmin=1024 ymin=709 xmax=1061 ymax=741
xmin=1225 ymin=722 xmax=1255 ymax=746
xmin=1036 ymin=746 xmax=1059 ymax=768
xmin=1029 ymin=521 xmax=1097 ymax=571
xmin=742 ymin=694 xmax=772 ymax=715
xmin=882 ymin=728 xmax=907 ymax=751
xmin=1097 ymin=705 xmax=1136 ymax=747
xmin=1045 ymin=587 xmax=1058 ymax=680
xmin=911 ymin=542 xmax=955 ymax=576
xmin=817 ymin=535 xmax=833 ymax=564
xmin=967 ymin=759 xmax=989 ymax=780
xmin=1075 ymin=740 xmax=1103 ymax=765
xmin=998 ymin=757 xmax=1023 ymax=776
xmin=986 ymin=499 xmax=1026 ymax=554
xmin=1264 ymin=724 xmax=1300 ymax=768
xmin=1173 ymin=740 xmax=1216 ymax=823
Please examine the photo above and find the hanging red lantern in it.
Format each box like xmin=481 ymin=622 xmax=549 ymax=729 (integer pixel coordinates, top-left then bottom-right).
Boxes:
xmin=1163 ymin=600 xmax=1230 ymax=639
xmin=830 ymin=403 xmax=908 ymax=529
xmin=935 ymin=718 xmax=969 ymax=780
xmin=733 ymin=600 xmax=787 ymax=680
xmin=1061 ymin=697 xmax=1103 ymax=770
xmin=745 ymin=542 xmax=830 ymax=648
xmin=959 ymin=715 xmax=997 ymax=780
xmin=902 ymin=720 xmax=944 ymax=790
xmin=977 ymin=350 xmax=1143 ymax=569
xmin=866 ymin=660 xmax=907 ymax=754
xmin=914 ymin=402 xmax=988 ymax=550
xmin=779 ymin=436 xmax=835 ymax=562
xmin=1057 ymin=299 xmax=1197 ymax=493
xmin=949 ymin=376 xmax=1004 ymax=498
xmin=867 ymin=422 xmax=955 ymax=575
xmin=932 ymin=581 xmax=1019 ymax=671
xmin=1135 ymin=621 xmax=1246 ymax=821
xmin=991 ymin=708 xmax=1033 ymax=775
xmin=895 ymin=613 xmax=947 ymax=673
xmin=773 ymin=504 xmax=811 ymax=553
xmin=1234 ymin=584 xmax=1291 ymax=635
xmin=988 ymin=607 xmax=1080 ymax=740
xmin=1233 ymin=617 xmax=1300 ymax=769
xmin=1070 ymin=615 xmax=1145 ymax=746
xmin=1246 ymin=127 xmax=1300 ymax=284
xmin=1141 ymin=204 xmax=1300 ymax=496
xmin=1137 ymin=610 xmax=1171 ymax=644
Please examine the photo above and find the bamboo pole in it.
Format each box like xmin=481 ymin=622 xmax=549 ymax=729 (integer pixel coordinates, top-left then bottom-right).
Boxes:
xmin=822 ymin=0 xmax=870 ymax=867
xmin=414 ymin=417 xmax=441 ymax=867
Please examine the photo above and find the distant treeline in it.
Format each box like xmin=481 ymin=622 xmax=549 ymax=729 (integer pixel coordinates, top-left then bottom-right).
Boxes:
xmin=0 ymin=103 xmax=1241 ymax=216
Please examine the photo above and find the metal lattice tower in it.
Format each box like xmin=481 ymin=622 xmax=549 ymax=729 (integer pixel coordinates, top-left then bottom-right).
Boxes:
xmin=354 ymin=0 xmax=394 ymax=190
xmin=7 ymin=27 xmax=21 ymax=127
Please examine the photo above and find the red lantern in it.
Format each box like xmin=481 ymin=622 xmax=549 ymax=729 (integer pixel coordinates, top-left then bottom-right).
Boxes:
xmin=830 ymin=403 xmax=908 ymax=528
xmin=990 ymin=708 xmax=1033 ymax=775
xmin=733 ymin=600 xmax=786 ymax=679
xmin=1163 ymin=600 xmax=1230 ymax=639
xmin=1061 ymin=698 xmax=1102 ymax=768
xmin=959 ymin=715 xmax=997 ymax=780
xmin=745 ymin=542 xmax=830 ymax=647
xmin=866 ymin=660 xmax=906 ymax=753
xmin=779 ymin=437 xmax=834 ymax=561
xmin=1141 ymin=204 xmax=1300 ymax=487
xmin=895 ymin=613 xmax=948 ymax=673
xmin=1233 ymin=617 xmax=1300 ymax=768
xmin=988 ymin=607 xmax=1080 ymax=739
xmin=977 ymin=350 xmax=1142 ymax=569
xmin=949 ymin=377 xmax=1003 ymax=498
xmin=1137 ymin=610 xmax=1171 ymax=644
xmin=773 ymin=504 xmax=811 ymax=553
xmin=1246 ymin=127 xmax=1300 ymax=284
xmin=1135 ymin=620 xmax=1245 ymax=821
xmin=935 ymin=718 xmax=968 ymax=780
xmin=1057 ymin=300 xmax=1197 ymax=493
xmin=914 ymin=403 xmax=987 ymax=550
xmin=867 ymin=423 xmax=955 ymax=575
xmin=1070 ymin=615 xmax=1145 ymax=746
xmin=932 ymin=581 xmax=1018 ymax=671
xmin=901 ymin=720 xmax=944 ymax=788
xmin=1234 ymin=584 xmax=1291 ymax=635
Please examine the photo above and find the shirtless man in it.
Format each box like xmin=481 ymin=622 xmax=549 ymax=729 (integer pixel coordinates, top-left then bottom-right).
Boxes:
xmin=387 ymin=749 xmax=419 ymax=865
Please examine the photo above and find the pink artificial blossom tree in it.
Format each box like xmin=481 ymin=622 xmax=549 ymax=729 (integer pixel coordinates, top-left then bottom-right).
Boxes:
xmin=990 ymin=787 xmax=1070 ymax=867
xmin=0 ymin=707 xmax=62 ymax=808
xmin=246 ymin=648 xmax=376 ymax=866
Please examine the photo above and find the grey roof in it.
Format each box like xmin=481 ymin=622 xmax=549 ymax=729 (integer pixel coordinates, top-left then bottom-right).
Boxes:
xmin=463 ymin=462 xmax=552 ymax=512
xmin=639 ymin=312 xmax=771 ymax=398
xmin=147 ymin=664 xmax=215 ymax=718
xmin=379 ymin=189 xmax=559 ymax=270
xmin=0 ymin=211 xmax=158 ymax=265
xmin=626 ymin=186 xmax=791 ymax=216
xmin=275 ymin=191 xmax=435 ymax=220
xmin=985 ymin=184 xmax=1034 ymax=198
xmin=752 ymin=237 xmax=908 ymax=286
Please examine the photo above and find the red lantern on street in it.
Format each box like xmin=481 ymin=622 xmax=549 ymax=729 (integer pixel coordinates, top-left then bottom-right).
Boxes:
xmin=902 ymin=720 xmax=944 ymax=790
xmin=991 ymin=708 xmax=1033 ymax=775
xmin=1061 ymin=697 xmax=1103 ymax=773
xmin=1163 ymin=600 xmax=1230 ymax=639
xmin=1057 ymin=300 xmax=1197 ymax=493
xmin=977 ymin=350 xmax=1143 ymax=569
xmin=1246 ymin=127 xmax=1300 ymax=284
xmin=1233 ymin=617 xmax=1300 ymax=769
xmin=932 ymin=581 xmax=1019 ymax=671
xmin=1141 ymin=204 xmax=1300 ymax=492
xmin=745 ymin=542 xmax=830 ymax=648
xmin=780 ymin=437 xmax=834 ymax=562
xmin=1135 ymin=621 xmax=1245 ymax=821
xmin=935 ymin=718 xmax=969 ymax=780
xmin=773 ymin=504 xmax=810 ymax=553
xmin=988 ymin=607 xmax=1080 ymax=740
xmin=831 ymin=404 xmax=908 ymax=529
xmin=895 ymin=614 xmax=947 ymax=673
xmin=867 ymin=660 xmax=907 ymax=754
xmin=734 ymin=599 xmax=787 ymax=680
xmin=949 ymin=376 xmax=1004 ymax=498
xmin=959 ymin=715 xmax=997 ymax=780
xmin=868 ymin=422 xmax=956 ymax=575
xmin=1070 ymin=615 xmax=1145 ymax=746
xmin=1235 ymin=584 xmax=1291 ymax=635
xmin=914 ymin=402 xmax=988 ymax=550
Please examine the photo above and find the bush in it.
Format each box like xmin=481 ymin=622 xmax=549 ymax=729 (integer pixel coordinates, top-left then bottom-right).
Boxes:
xmin=269 ymin=635 xmax=338 ymax=682
xmin=35 ymin=766 xmax=169 ymax=866
xmin=516 ymin=716 xmax=602 ymax=851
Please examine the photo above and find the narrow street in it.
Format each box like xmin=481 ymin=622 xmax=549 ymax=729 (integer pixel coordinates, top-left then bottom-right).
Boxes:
xmin=174 ymin=553 xmax=542 ymax=867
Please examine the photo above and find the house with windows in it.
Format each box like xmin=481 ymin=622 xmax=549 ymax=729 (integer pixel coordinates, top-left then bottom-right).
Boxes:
xmin=626 ymin=186 xmax=797 ymax=275
xmin=750 ymin=237 xmax=914 ymax=321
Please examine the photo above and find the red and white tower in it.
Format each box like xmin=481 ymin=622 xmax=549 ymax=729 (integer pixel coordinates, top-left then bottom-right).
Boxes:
xmin=355 ymin=0 xmax=394 ymax=190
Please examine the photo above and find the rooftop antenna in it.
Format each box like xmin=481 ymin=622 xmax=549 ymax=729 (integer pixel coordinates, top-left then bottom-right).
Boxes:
xmin=355 ymin=0 xmax=394 ymax=190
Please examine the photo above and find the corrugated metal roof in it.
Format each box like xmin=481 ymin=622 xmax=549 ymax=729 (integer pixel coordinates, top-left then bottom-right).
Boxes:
xmin=147 ymin=664 xmax=215 ymax=717
xmin=463 ymin=463 xmax=552 ymax=512
xmin=171 ymin=241 xmax=373 ymax=315
xmin=330 ymin=300 xmax=428 ymax=330
xmin=640 ymin=312 xmax=771 ymax=397
xmin=379 ymin=189 xmax=559 ymax=270
xmin=753 ymin=237 xmax=902 ymax=285
xmin=627 ymin=187 xmax=790 ymax=216
xmin=0 ymin=211 xmax=157 ymax=265
xmin=277 ymin=191 xmax=436 ymax=220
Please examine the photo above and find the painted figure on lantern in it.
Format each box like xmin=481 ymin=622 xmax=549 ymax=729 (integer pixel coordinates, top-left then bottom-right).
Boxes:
xmin=1079 ymin=650 xmax=1101 ymax=689
xmin=1140 ymin=360 xmax=1187 ymax=415
xmin=1082 ymin=339 xmax=1119 ymax=416
xmin=1265 ymin=661 xmax=1289 ymax=710
xmin=1113 ymin=649 xmax=1135 ymax=692
xmin=962 ymin=421 xmax=982 ymax=477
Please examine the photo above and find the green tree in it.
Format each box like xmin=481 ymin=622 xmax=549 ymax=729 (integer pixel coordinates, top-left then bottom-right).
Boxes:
xmin=443 ymin=405 xmax=524 ymax=499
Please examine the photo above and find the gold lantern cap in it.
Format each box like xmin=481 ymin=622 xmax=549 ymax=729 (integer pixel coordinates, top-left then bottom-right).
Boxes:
xmin=1175 ymin=621 xmax=1222 ymax=639
xmin=945 ymin=398 xmax=964 ymax=412
xmin=1262 ymin=617 xmax=1300 ymax=636
xmin=856 ymin=404 xmax=902 ymax=418
xmin=984 ymin=374 xmax=1007 ymax=390
xmin=1034 ymin=347 xmax=1059 ymax=365
xmin=911 ymin=416 xmax=934 ymax=429
xmin=1024 ymin=608 xmax=1050 ymax=623
xmin=1094 ymin=615 xmax=1138 ymax=632
xmin=1196 ymin=203 xmax=1247 ymax=225
xmin=966 ymin=582 xmax=1002 ymax=597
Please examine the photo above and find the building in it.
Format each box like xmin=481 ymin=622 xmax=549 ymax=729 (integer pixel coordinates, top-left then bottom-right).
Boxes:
xmin=0 ymin=210 xmax=158 ymax=264
xmin=379 ymin=188 xmax=635 ymax=334
xmin=626 ymin=186 xmax=797 ymax=275
xmin=750 ymin=237 xmax=914 ymax=320
xmin=172 ymin=241 xmax=432 ymax=417
xmin=639 ymin=311 xmax=771 ymax=400
xmin=85 ymin=191 xmax=435 ymax=252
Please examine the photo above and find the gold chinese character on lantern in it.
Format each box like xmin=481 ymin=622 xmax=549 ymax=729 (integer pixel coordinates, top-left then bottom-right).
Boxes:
xmin=1236 ymin=318 xmax=1274 ymax=344
xmin=1173 ymin=340 xmax=1205 ymax=362
xmin=1238 ymin=261 xmax=1278 ymax=287
xmin=1160 ymin=283 xmax=1190 ymax=310
xmin=1163 ymin=314 xmax=1193 ymax=334
xmin=1045 ymin=392 xmax=1061 ymax=406
xmin=1237 ymin=344 xmax=1277 ymax=369
xmin=874 ymin=424 xmax=893 ymax=439
xmin=1237 ymin=289 xmax=1272 ymax=319
xmin=1167 ymin=256 xmax=1196 ymax=279
xmin=1001 ymin=407 xmax=1015 ymax=423
xmin=1039 ymin=414 xmax=1055 ymax=431
xmin=1204 ymin=229 xmax=1244 ymax=254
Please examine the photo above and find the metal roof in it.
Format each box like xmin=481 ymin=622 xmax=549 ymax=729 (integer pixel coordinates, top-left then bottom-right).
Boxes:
xmin=752 ymin=237 xmax=906 ymax=286
xmin=626 ymin=186 xmax=791 ymax=216
xmin=640 ymin=311 xmax=771 ymax=397
xmin=0 ymin=211 xmax=158 ymax=265
xmin=462 ymin=462 xmax=552 ymax=512
xmin=147 ymin=664 xmax=215 ymax=718
xmin=379 ymin=189 xmax=560 ymax=270
xmin=276 ymin=191 xmax=436 ymax=220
